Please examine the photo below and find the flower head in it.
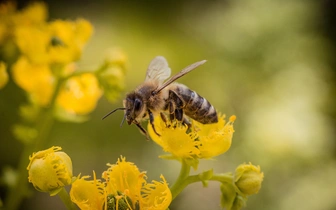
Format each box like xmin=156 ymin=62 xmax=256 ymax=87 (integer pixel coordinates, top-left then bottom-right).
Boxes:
xmin=148 ymin=114 xmax=236 ymax=160
xmin=234 ymin=162 xmax=264 ymax=197
xmin=27 ymin=146 xmax=73 ymax=195
xmin=70 ymin=157 xmax=172 ymax=210
xmin=56 ymin=73 xmax=102 ymax=115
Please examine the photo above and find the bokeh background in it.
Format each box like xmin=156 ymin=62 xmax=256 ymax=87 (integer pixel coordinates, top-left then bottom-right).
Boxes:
xmin=1 ymin=0 xmax=336 ymax=209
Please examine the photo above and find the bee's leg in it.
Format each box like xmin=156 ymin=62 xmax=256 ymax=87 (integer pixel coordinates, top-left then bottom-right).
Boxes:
xmin=168 ymin=90 xmax=184 ymax=121
xmin=135 ymin=123 xmax=150 ymax=140
xmin=148 ymin=109 xmax=161 ymax=136
xmin=182 ymin=116 xmax=191 ymax=128
xmin=160 ymin=112 xmax=169 ymax=127
xmin=168 ymin=101 xmax=176 ymax=121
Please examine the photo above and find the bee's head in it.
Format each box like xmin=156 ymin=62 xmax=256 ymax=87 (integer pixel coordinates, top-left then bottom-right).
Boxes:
xmin=124 ymin=93 xmax=146 ymax=125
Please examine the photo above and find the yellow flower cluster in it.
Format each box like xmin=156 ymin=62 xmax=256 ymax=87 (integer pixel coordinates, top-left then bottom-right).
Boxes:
xmin=27 ymin=147 xmax=171 ymax=210
xmin=148 ymin=114 xmax=236 ymax=161
xmin=0 ymin=2 xmax=125 ymax=116
xmin=70 ymin=157 xmax=171 ymax=210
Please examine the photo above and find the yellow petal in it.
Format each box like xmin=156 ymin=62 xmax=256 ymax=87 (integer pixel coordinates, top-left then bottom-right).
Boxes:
xmin=148 ymin=118 xmax=201 ymax=159
xmin=70 ymin=173 xmax=105 ymax=210
xmin=140 ymin=175 xmax=172 ymax=210
xmin=197 ymin=114 xmax=236 ymax=158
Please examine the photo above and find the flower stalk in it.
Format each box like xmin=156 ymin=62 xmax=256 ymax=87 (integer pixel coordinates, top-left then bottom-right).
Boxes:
xmin=58 ymin=187 xmax=77 ymax=210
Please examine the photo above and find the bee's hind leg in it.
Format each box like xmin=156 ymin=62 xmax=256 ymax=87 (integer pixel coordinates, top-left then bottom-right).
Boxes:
xmin=182 ymin=116 xmax=191 ymax=128
xmin=168 ymin=90 xmax=184 ymax=122
xmin=148 ymin=109 xmax=160 ymax=136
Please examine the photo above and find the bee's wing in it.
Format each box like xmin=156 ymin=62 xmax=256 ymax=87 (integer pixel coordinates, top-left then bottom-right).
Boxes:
xmin=153 ymin=60 xmax=207 ymax=94
xmin=145 ymin=56 xmax=171 ymax=84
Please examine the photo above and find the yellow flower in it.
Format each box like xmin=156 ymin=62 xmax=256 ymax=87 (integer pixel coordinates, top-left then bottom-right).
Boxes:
xmin=103 ymin=156 xmax=145 ymax=204
xmin=70 ymin=172 xmax=105 ymax=210
xmin=0 ymin=62 xmax=8 ymax=89
xmin=27 ymin=146 xmax=73 ymax=195
xmin=234 ymin=163 xmax=264 ymax=197
xmin=56 ymin=73 xmax=102 ymax=115
xmin=12 ymin=56 xmax=55 ymax=106
xmin=71 ymin=157 xmax=172 ymax=210
xmin=148 ymin=114 xmax=236 ymax=160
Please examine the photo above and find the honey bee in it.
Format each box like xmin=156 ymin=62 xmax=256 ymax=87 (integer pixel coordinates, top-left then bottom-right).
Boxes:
xmin=103 ymin=56 xmax=218 ymax=138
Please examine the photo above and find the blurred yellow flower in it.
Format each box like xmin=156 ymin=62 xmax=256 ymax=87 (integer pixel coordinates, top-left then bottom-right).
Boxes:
xmin=234 ymin=163 xmax=264 ymax=197
xmin=70 ymin=172 xmax=105 ymax=210
xmin=14 ymin=17 xmax=93 ymax=64
xmin=56 ymin=73 xmax=102 ymax=115
xmin=71 ymin=157 xmax=171 ymax=210
xmin=148 ymin=114 xmax=236 ymax=160
xmin=0 ymin=62 xmax=8 ymax=89
xmin=27 ymin=146 xmax=73 ymax=196
xmin=15 ymin=26 xmax=51 ymax=64
xmin=12 ymin=2 xmax=47 ymax=26
xmin=12 ymin=56 xmax=55 ymax=106
xmin=0 ymin=2 xmax=16 ymax=44
xmin=48 ymin=19 xmax=93 ymax=64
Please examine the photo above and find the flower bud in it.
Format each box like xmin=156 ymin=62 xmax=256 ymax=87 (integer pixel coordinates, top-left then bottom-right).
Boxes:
xmin=27 ymin=146 xmax=73 ymax=195
xmin=234 ymin=163 xmax=264 ymax=196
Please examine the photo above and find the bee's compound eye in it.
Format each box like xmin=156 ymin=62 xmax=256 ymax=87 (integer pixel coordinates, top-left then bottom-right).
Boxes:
xmin=134 ymin=98 xmax=142 ymax=111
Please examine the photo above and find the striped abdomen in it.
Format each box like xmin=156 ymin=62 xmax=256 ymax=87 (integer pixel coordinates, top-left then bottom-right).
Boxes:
xmin=172 ymin=84 xmax=218 ymax=124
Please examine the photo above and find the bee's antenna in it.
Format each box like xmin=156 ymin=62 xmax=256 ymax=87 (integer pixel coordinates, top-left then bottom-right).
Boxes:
xmin=102 ymin=107 xmax=126 ymax=120
xmin=120 ymin=114 xmax=126 ymax=127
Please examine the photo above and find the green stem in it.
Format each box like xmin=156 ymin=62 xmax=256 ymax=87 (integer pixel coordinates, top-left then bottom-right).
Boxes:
xmin=170 ymin=159 xmax=191 ymax=200
xmin=58 ymin=187 xmax=77 ymax=210
xmin=5 ymin=78 xmax=63 ymax=210
xmin=170 ymin=164 xmax=233 ymax=201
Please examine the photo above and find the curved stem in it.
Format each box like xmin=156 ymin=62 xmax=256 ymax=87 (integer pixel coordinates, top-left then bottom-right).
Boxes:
xmin=170 ymin=159 xmax=191 ymax=200
xmin=170 ymin=166 xmax=233 ymax=201
xmin=58 ymin=187 xmax=76 ymax=210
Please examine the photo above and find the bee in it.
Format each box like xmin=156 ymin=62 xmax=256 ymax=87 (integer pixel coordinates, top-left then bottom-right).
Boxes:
xmin=103 ymin=56 xmax=218 ymax=138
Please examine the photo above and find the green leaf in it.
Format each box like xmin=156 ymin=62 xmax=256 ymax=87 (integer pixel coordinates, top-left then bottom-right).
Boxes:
xmin=184 ymin=158 xmax=199 ymax=170
xmin=220 ymin=182 xmax=236 ymax=209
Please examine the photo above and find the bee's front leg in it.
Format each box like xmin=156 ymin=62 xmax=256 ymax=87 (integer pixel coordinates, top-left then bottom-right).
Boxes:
xmin=148 ymin=109 xmax=161 ymax=136
xmin=135 ymin=123 xmax=150 ymax=140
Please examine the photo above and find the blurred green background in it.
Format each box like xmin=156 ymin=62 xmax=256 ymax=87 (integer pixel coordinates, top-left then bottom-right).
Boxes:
xmin=1 ymin=0 xmax=336 ymax=209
